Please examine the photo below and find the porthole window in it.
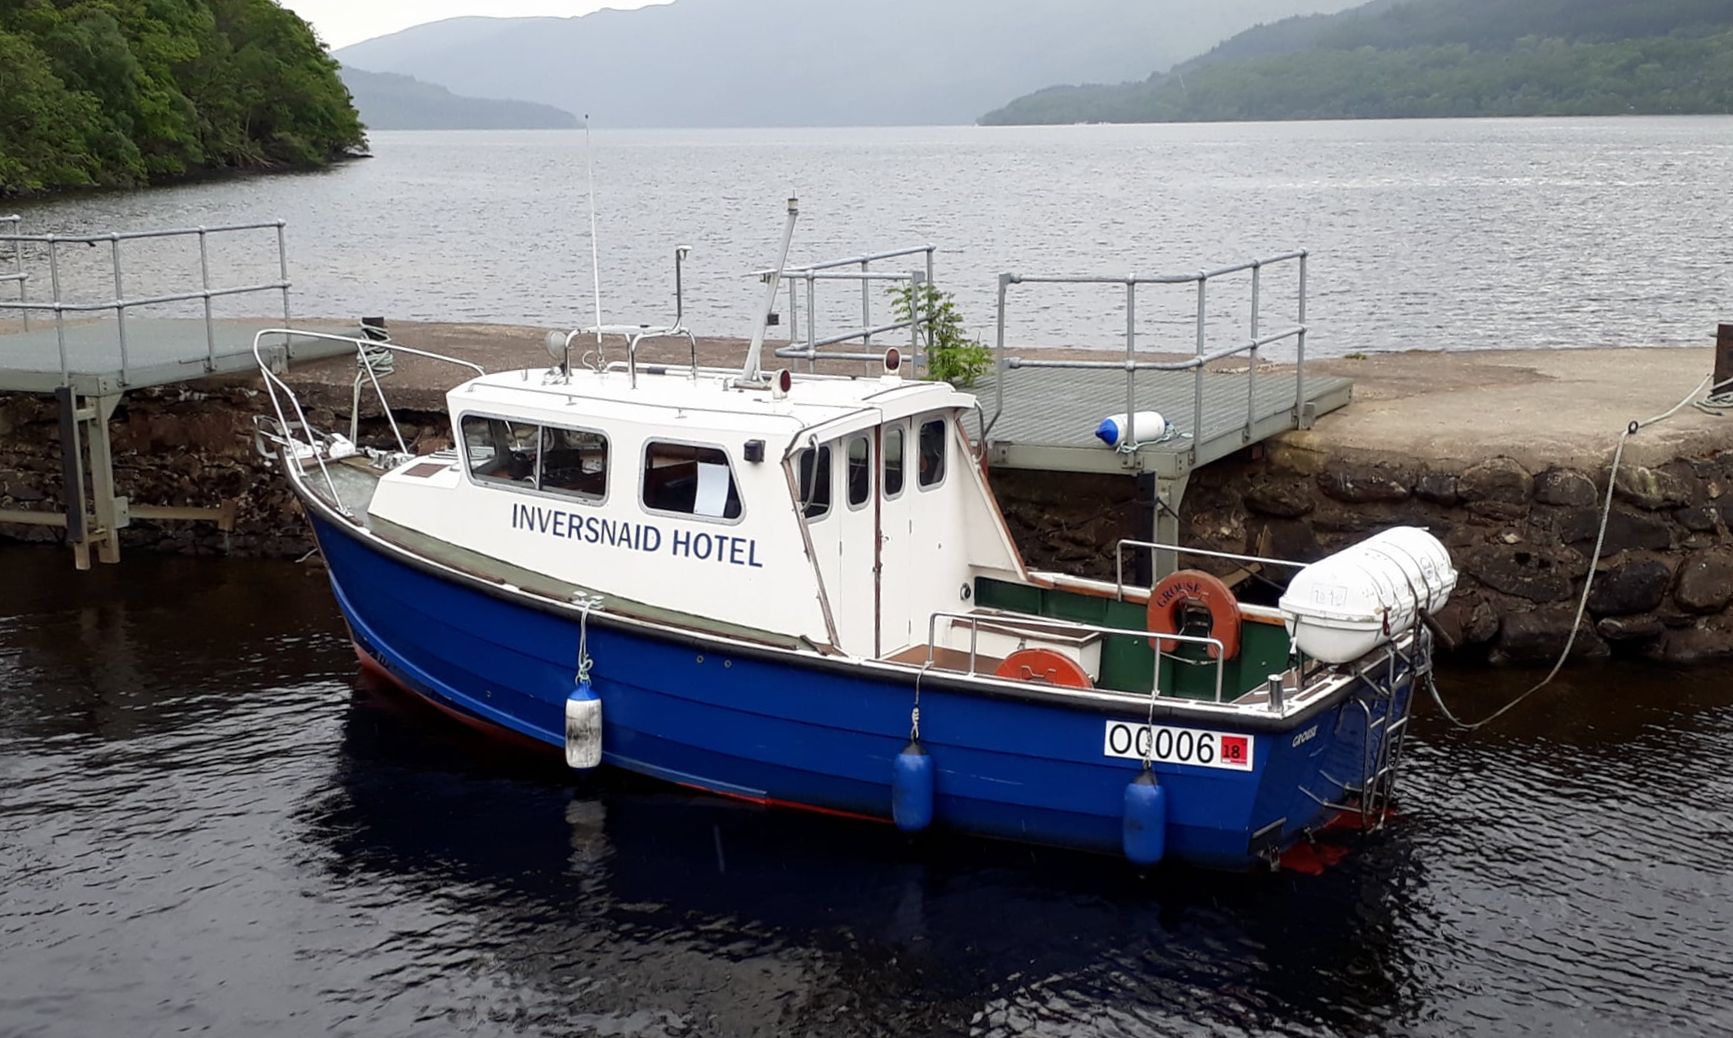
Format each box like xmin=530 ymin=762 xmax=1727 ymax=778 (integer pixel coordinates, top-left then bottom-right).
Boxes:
xmin=918 ymin=418 xmax=947 ymax=489
xmin=642 ymin=442 xmax=742 ymax=520
xmin=796 ymin=446 xmax=832 ymax=520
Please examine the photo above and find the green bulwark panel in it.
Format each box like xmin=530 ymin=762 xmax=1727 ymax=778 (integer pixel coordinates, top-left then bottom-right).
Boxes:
xmin=975 ymin=578 xmax=1290 ymax=701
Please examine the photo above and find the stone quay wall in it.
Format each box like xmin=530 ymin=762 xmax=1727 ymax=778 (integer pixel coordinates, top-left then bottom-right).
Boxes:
xmin=992 ymin=446 xmax=1733 ymax=666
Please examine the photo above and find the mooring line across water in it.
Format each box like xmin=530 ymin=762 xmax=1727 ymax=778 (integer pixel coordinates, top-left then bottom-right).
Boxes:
xmin=1428 ymin=371 xmax=1725 ymax=730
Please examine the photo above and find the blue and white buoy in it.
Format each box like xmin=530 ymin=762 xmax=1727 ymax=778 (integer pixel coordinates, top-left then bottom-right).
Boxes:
xmin=565 ymin=678 xmax=602 ymax=769
xmin=891 ymin=739 xmax=935 ymax=833
xmin=1122 ymin=769 xmax=1167 ymax=867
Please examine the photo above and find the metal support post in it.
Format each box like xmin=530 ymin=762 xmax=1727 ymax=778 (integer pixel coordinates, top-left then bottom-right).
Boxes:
xmin=909 ymin=271 xmax=922 ymax=373
xmin=805 ymin=275 xmax=817 ymax=374
xmin=87 ymin=394 xmax=123 ymax=565
xmin=1295 ymin=251 xmax=1309 ymax=427
xmin=54 ymin=387 xmax=90 ymax=570
xmin=1153 ymin=473 xmax=1190 ymax=580
xmin=110 ymin=235 xmax=130 ymax=386
xmin=49 ymin=236 xmax=68 ymax=386
xmin=1124 ymin=279 xmax=1137 ymax=456
xmin=6 ymin=217 xmax=27 ymax=332
xmin=1192 ymin=277 xmax=1207 ymax=464
xmin=199 ymin=228 xmax=216 ymax=371
xmin=860 ymin=259 xmax=871 ymax=349
xmin=1245 ymin=262 xmax=1261 ymax=442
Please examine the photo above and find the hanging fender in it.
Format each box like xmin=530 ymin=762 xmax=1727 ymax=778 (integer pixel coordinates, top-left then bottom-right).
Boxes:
xmin=1147 ymin=569 xmax=1242 ymax=661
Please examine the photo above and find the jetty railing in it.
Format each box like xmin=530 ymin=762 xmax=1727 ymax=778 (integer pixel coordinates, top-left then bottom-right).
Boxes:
xmin=756 ymin=244 xmax=937 ymax=372
xmin=987 ymin=251 xmax=1311 ymax=461
xmin=0 ymin=220 xmax=293 ymax=388
xmin=251 ymin=328 xmax=485 ymax=516
xmin=1 ymin=215 xmax=25 ymax=332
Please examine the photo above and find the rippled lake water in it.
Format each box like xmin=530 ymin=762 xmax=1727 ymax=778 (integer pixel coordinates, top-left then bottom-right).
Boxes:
xmin=3 ymin=544 xmax=1731 ymax=1036
xmin=7 ymin=118 xmax=1733 ymax=359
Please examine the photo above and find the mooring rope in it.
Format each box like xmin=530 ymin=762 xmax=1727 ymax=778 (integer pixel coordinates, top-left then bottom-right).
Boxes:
xmin=1428 ymin=372 xmax=1723 ymax=730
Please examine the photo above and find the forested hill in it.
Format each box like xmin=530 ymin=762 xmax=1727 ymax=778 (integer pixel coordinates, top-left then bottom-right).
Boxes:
xmin=0 ymin=1 xmax=365 ymax=196
xmin=981 ymin=0 xmax=1733 ymax=125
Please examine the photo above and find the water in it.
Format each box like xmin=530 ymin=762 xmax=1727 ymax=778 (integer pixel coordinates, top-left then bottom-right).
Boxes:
xmin=3 ymin=544 xmax=1732 ymax=1036
xmin=8 ymin=119 xmax=1733 ymax=359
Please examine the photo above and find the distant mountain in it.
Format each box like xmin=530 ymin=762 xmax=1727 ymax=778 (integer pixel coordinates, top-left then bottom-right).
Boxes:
xmin=334 ymin=0 xmax=1365 ymax=128
xmin=339 ymin=67 xmax=578 ymax=130
xmin=981 ymin=0 xmax=1733 ymax=124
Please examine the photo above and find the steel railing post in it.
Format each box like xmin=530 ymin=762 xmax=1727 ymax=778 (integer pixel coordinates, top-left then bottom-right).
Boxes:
xmin=1124 ymin=278 xmax=1137 ymax=451
xmin=110 ymin=234 xmax=129 ymax=386
xmin=860 ymin=259 xmax=871 ymax=350
xmin=1295 ymin=251 xmax=1309 ymax=426
xmin=6 ymin=216 xmax=27 ymax=332
xmin=805 ymin=273 xmax=816 ymax=374
xmin=909 ymin=270 xmax=921 ymax=373
xmin=991 ymin=273 xmax=1010 ymax=438
xmin=1193 ymin=275 xmax=1206 ymax=464
xmin=787 ymin=275 xmax=798 ymax=351
xmin=1246 ymin=260 xmax=1260 ymax=442
xmin=48 ymin=235 xmax=67 ymax=386
xmin=276 ymin=220 xmax=292 ymax=328
xmin=199 ymin=227 xmax=216 ymax=371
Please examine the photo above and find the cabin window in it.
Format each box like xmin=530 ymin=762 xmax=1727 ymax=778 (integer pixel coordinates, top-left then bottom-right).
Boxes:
xmin=846 ymin=436 xmax=871 ymax=509
xmin=796 ymin=446 xmax=832 ymax=520
xmin=540 ymin=426 xmax=609 ymax=501
xmin=642 ymin=441 xmax=742 ymax=520
xmin=884 ymin=425 xmax=905 ymax=497
xmin=462 ymin=415 xmax=540 ymax=487
xmin=918 ymin=418 xmax=947 ymax=489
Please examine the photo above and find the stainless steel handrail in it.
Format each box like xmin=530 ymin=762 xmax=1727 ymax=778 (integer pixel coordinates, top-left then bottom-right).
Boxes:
xmin=251 ymin=328 xmax=486 ymax=514
xmin=1113 ymin=538 xmax=1311 ymax=601
xmin=987 ymin=251 xmax=1311 ymax=456
xmin=757 ymin=244 xmax=938 ymax=374
xmin=0 ymin=220 xmax=293 ymax=387
xmin=924 ymin=609 xmax=1227 ymax=703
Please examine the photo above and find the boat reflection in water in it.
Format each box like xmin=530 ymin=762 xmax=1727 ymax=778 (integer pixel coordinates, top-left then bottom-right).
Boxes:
xmin=310 ymin=668 xmax=1428 ymax=1034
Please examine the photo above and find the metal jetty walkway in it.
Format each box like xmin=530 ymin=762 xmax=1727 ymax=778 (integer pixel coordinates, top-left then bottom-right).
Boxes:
xmin=769 ymin=247 xmax=1352 ymax=575
xmin=0 ymin=217 xmax=348 ymax=567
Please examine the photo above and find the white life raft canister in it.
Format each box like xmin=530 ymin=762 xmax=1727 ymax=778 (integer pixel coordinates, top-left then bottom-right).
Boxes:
xmin=1278 ymin=527 xmax=1457 ymax=664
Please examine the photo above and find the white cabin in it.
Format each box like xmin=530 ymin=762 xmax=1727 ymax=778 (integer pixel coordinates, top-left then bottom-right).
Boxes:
xmin=365 ymin=363 xmax=1027 ymax=658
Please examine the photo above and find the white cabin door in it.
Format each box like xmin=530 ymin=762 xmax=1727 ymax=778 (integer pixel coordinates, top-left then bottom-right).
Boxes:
xmin=876 ymin=418 xmax=918 ymax=654
xmin=798 ymin=435 xmax=877 ymax=656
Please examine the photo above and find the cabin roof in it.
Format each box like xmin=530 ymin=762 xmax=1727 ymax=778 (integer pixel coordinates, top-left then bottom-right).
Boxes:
xmin=451 ymin=367 xmax=973 ymax=442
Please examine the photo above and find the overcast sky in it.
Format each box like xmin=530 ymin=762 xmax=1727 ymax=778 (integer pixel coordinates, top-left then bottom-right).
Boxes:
xmin=280 ymin=1 xmax=660 ymax=49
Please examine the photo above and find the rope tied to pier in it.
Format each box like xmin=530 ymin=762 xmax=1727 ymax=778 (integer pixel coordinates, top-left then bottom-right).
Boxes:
xmin=1428 ymin=372 xmax=1725 ymax=730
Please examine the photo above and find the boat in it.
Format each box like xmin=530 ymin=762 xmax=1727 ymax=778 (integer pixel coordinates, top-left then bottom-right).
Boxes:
xmin=253 ymin=202 xmax=1455 ymax=871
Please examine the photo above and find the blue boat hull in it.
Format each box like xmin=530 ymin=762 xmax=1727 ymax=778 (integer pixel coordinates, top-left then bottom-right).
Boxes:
xmin=309 ymin=510 xmax=1409 ymax=870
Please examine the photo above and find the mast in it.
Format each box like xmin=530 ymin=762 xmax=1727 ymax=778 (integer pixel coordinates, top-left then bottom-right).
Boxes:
xmin=739 ymin=197 xmax=799 ymax=385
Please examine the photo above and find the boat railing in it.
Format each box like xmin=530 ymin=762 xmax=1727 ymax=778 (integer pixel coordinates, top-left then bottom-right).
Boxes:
xmin=925 ymin=609 xmax=1228 ymax=704
xmin=559 ymin=324 xmax=699 ymax=387
xmin=756 ymin=244 xmax=937 ymax=372
xmin=251 ymin=328 xmax=485 ymax=516
xmin=1113 ymin=538 xmax=1311 ymax=601
xmin=986 ymin=251 xmax=1311 ymax=460
xmin=0 ymin=219 xmax=293 ymax=388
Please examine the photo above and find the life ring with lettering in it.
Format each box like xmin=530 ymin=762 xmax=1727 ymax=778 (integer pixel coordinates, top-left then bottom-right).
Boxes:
xmin=996 ymin=648 xmax=1093 ymax=689
xmin=1147 ymin=569 xmax=1242 ymax=661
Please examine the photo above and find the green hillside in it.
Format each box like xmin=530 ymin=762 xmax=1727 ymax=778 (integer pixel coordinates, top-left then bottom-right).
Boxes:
xmin=981 ymin=0 xmax=1733 ymax=124
xmin=0 ymin=0 xmax=365 ymax=196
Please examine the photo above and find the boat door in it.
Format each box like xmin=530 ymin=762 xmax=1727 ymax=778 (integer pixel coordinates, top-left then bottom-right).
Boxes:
xmin=876 ymin=417 xmax=916 ymax=653
xmin=797 ymin=433 xmax=878 ymax=655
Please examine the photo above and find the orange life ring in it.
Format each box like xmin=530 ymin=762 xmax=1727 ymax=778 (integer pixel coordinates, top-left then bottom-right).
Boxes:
xmin=1147 ymin=569 xmax=1242 ymax=661
xmin=996 ymin=648 xmax=1094 ymax=688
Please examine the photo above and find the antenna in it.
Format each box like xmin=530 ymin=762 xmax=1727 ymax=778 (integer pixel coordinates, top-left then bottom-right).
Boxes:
xmin=585 ymin=115 xmax=603 ymax=345
xmin=739 ymin=198 xmax=800 ymax=385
